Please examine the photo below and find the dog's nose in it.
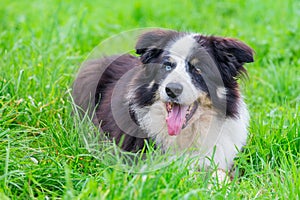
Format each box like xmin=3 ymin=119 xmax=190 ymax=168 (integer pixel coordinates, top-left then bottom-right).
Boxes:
xmin=165 ymin=83 xmax=183 ymax=98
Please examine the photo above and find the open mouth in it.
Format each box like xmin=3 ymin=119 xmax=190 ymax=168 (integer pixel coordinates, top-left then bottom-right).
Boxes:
xmin=165 ymin=101 xmax=198 ymax=136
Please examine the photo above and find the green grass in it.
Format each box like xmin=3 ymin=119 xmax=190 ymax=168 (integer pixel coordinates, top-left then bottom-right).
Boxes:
xmin=0 ymin=0 xmax=299 ymax=199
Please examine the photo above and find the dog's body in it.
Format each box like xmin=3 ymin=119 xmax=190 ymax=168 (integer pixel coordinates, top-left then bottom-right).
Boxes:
xmin=73 ymin=29 xmax=254 ymax=172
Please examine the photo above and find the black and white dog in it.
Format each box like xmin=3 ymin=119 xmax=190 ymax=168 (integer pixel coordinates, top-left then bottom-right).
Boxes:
xmin=73 ymin=29 xmax=254 ymax=176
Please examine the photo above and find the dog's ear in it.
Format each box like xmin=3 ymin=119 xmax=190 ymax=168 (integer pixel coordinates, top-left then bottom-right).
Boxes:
xmin=212 ymin=37 xmax=254 ymax=63
xmin=196 ymin=35 xmax=254 ymax=76
xmin=136 ymin=29 xmax=177 ymax=64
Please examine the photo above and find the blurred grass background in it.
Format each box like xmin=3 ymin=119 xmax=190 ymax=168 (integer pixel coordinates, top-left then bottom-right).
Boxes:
xmin=0 ymin=0 xmax=299 ymax=199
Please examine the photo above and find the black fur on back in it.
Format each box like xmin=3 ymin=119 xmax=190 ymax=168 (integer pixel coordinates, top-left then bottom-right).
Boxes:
xmin=95 ymin=54 xmax=148 ymax=151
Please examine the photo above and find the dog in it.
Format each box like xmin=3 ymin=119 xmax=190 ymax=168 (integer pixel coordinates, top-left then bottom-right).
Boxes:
xmin=72 ymin=29 xmax=254 ymax=178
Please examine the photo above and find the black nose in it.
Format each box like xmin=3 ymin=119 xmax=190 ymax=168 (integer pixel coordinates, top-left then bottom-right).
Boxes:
xmin=165 ymin=83 xmax=183 ymax=98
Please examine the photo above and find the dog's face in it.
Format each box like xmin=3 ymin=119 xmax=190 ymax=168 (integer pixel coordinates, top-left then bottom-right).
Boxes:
xmin=133 ymin=30 xmax=254 ymax=136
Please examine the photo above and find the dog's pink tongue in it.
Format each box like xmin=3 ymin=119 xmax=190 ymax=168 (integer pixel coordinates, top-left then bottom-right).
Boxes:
xmin=166 ymin=104 xmax=188 ymax=136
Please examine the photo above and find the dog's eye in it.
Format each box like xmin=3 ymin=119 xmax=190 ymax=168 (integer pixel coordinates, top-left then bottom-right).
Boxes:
xmin=165 ymin=65 xmax=172 ymax=71
xmin=194 ymin=67 xmax=201 ymax=74
xmin=163 ymin=61 xmax=174 ymax=71
xmin=189 ymin=63 xmax=202 ymax=74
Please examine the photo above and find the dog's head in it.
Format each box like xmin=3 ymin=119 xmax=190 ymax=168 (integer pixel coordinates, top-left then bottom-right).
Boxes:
xmin=133 ymin=29 xmax=254 ymax=136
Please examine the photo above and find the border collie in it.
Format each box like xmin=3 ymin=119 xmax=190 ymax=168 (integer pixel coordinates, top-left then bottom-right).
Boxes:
xmin=72 ymin=29 xmax=254 ymax=177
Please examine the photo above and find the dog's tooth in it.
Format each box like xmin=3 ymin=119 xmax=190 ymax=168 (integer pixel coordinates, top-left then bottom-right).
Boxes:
xmin=166 ymin=102 xmax=173 ymax=112
xmin=187 ymin=105 xmax=192 ymax=113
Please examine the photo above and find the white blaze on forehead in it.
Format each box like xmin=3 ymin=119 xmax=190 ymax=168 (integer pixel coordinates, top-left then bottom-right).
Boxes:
xmin=168 ymin=35 xmax=195 ymax=59
xmin=159 ymin=34 xmax=201 ymax=105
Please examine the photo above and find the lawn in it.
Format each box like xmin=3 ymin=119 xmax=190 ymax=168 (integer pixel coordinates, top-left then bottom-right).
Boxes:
xmin=0 ymin=0 xmax=299 ymax=199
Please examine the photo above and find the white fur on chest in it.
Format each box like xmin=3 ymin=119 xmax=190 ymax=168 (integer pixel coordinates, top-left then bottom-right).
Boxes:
xmin=136 ymin=100 xmax=249 ymax=170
